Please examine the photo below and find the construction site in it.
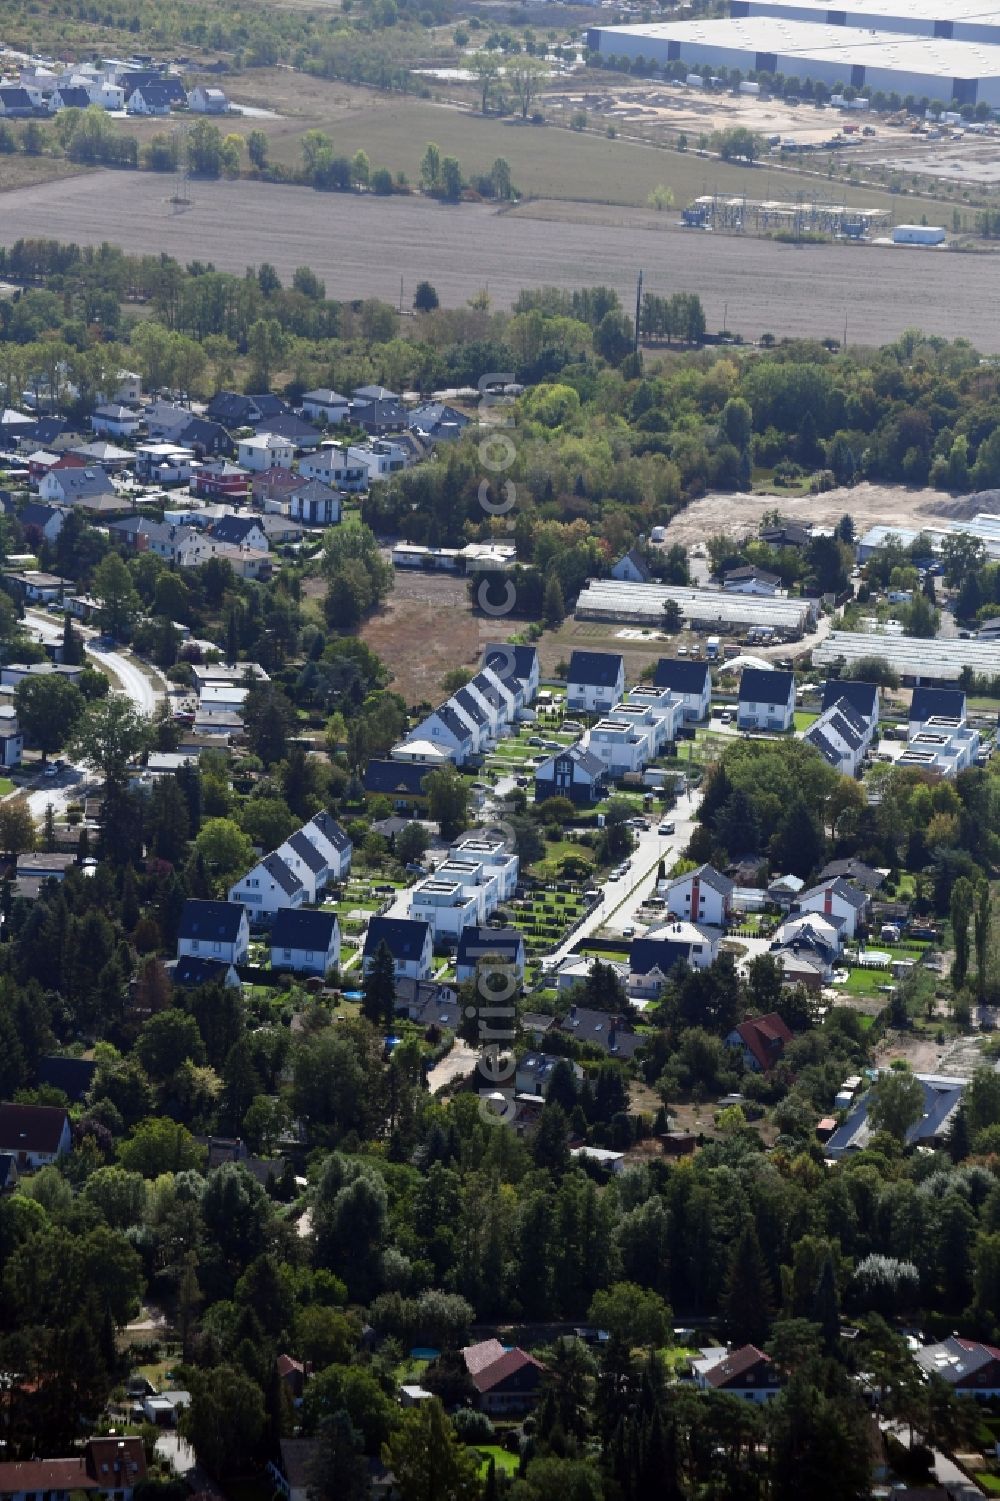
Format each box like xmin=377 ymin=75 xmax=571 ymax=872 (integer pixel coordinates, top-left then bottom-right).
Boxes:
xmin=680 ymin=192 xmax=892 ymax=236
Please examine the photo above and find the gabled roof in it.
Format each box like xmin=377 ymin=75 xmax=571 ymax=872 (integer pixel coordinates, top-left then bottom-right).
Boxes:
xmin=132 ymin=82 xmax=174 ymax=106
xmin=456 ymin=927 xmax=525 ymax=967
xmin=629 ymin=936 xmax=703 ymax=976
xmin=353 ymin=384 xmax=399 ymax=403
xmin=910 ymin=685 xmax=966 ymax=721
xmin=536 ymin=741 xmax=607 ymax=781
xmin=0 ymin=1102 xmax=69 ymax=1154
xmin=54 ymin=86 xmax=90 ymax=106
xmin=731 ymin=1013 xmax=793 ymax=1071
xmin=668 ymin=863 xmax=734 ymax=897
xmin=820 ymin=678 xmax=878 ymax=719
xmin=172 ymin=955 xmax=235 ymax=987
xmin=568 ymin=649 xmax=625 ymax=688
xmin=914 ymin=1336 xmax=1000 ymax=1386
xmin=19 ymin=502 xmax=62 ymax=529
xmin=179 ymin=898 xmax=246 ymax=942
xmin=308 ymin=810 xmax=351 ymax=851
xmin=364 ymin=759 xmax=433 ymax=796
xmin=271 ymin=907 xmax=338 ymax=951
xmin=653 ymin=656 xmax=711 ymax=694
xmin=738 ymin=667 xmax=794 ymax=704
xmin=285 ymin=829 xmax=327 ymax=873
xmin=211 ymin=514 xmax=264 ymax=546
xmin=260 ymin=852 xmax=304 ymax=897
xmin=724 ymin=564 xmax=779 ymax=584
xmin=482 ymin=642 xmax=539 ymax=685
xmin=452 ymin=686 xmax=488 ymax=727
xmin=47 ymin=466 xmax=115 ymax=498
xmin=365 ymin=915 xmax=431 ymax=961
xmin=615 ymin=546 xmax=653 ymax=581
xmin=817 ymin=858 xmax=884 ymax=893
xmin=433 ymin=703 xmax=474 ymax=743
xmin=462 ymin=1338 xmax=545 ymax=1393
xmin=558 ymin=1006 xmax=642 ymax=1057
xmin=257 ymin=413 xmax=321 ymax=443
xmin=303 ymin=388 xmax=349 ymax=405
xmin=799 ymin=876 xmax=868 ymax=911
xmin=703 ymin=1345 xmax=773 ymax=1389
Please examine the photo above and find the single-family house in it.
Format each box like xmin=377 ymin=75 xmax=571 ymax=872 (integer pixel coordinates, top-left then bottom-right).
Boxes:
xmin=462 ymin=1339 xmax=545 ymax=1416
xmin=36 ymin=1055 xmax=98 ymax=1103
xmin=206 ymin=391 xmax=288 ymax=427
xmin=402 ymin=703 xmax=476 ymax=766
xmin=725 ymin=1013 xmax=794 ymax=1073
xmin=364 ymin=916 xmax=433 ymax=981
xmin=825 ymin=1071 xmax=965 ymax=1158
xmin=653 ymin=657 xmax=712 ymax=721
xmin=90 ymin=403 xmax=141 ymax=439
xmin=558 ymin=1004 xmax=643 ymax=1059
xmin=177 ymin=898 xmax=250 ymax=966
xmin=514 ymin=1052 xmax=581 ymax=1097
xmin=0 ymin=705 xmax=23 ymax=769
xmin=347 ymin=439 xmax=409 ymax=483
xmin=692 ymin=1346 xmax=782 ymax=1403
xmin=913 ymin=1337 xmax=1000 ymax=1398
xmin=192 ymin=460 xmax=250 ymax=503
xmin=737 ymin=668 xmax=795 ymax=732
xmin=276 ymin=830 xmax=329 ymax=903
xmin=126 ymin=83 xmax=174 ymax=114
xmin=629 ymin=922 xmax=719 ymax=999
xmin=268 ymin=1438 xmax=319 ymax=1501
xmin=455 ymin=925 xmax=526 ymax=984
xmin=287 ymin=478 xmax=342 ymax=527
xmin=70 ymin=439 xmax=134 ymax=470
xmin=50 ymin=85 xmax=92 ymax=110
xmin=187 ymin=85 xmax=229 ymax=113
xmin=535 ymin=741 xmax=610 ymax=806
xmin=803 ymin=697 xmax=871 ymax=777
xmin=0 ymin=1102 xmax=72 ymax=1169
xmin=663 ymin=864 xmax=733 ymax=928
xmin=363 ymin=759 xmax=433 ymax=811
xmin=301 ymin=389 xmax=349 ymax=425
xmin=170 ymin=954 xmax=241 ymax=989
xmin=795 ymin=877 xmax=869 ymax=940
xmin=15 ymin=851 xmax=77 ymax=885
xmin=566 ymin=650 xmax=626 ymax=714
xmin=394 ymin=978 xmax=461 ymax=1029
xmin=228 ymin=852 xmax=305 ymax=919
xmin=481 ymin=642 xmax=540 ymax=711
xmin=302 ymin=810 xmax=352 ymax=880
xmin=176 ymin=417 xmax=234 ymax=459
xmin=723 ymin=565 xmax=780 ymax=595
xmin=39 ymin=466 xmax=118 ymax=510
xmin=909 ymin=686 xmax=967 ymax=736
xmin=210 ymin=514 xmax=269 ymax=552
xmin=270 ymin=908 xmax=340 ymax=976
xmin=297 ymin=444 xmax=367 ymax=491
xmin=0 ymin=1437 xmax=147 ymax=1501
xmin=610 ymin=546 xmax=653 ymax=584
xmin=0 ymin=88 xmax=37 ymax=118
xmin=407 ymin=401 xmax=470 ymax=443
xmin=238 ymin=433 xmax=294 ymax=473
xmin=261 ymin=413 xmax=323 ymax=451
xmin=820 ymin=679 xmax=880 ymax=737
xmin=17 ymin=503 xmax=66 ymax=544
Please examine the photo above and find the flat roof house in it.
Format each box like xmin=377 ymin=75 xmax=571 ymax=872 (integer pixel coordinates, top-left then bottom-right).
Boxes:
xmin=177 ymin=898 xmax=250 ymax=966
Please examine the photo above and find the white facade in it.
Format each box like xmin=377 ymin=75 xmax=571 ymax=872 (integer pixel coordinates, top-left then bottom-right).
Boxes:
xmin=270 ymin=917 xmax=340 ymax=976
xmin=347 ymin=440 xmax=408 ymax=482
xmin=178 ymin=907 xmax=250 ymax=966
xmin=302 ymin=390 xmax=350 ymax=424
xmin=409 ymin=878 xmax=481 ymax=940
xmin=298 ymin=444 xmax=368 ymax=491
xmin=900 ymin=724 xmax=980 ymax=777
xmin=238 ymin=434 xmax=294 ymax=472
xmin=664 ymin=866 xmax=732 ymax=927
xmin=566 ymin=654 xmax=626 ymax=714
xmin=228 ymin=855 xmax=305 ymax=918
xmin=289 ymin=487 xmax=342 ymax=526
xmin=796 ymin=880 xmax=867 ymax=939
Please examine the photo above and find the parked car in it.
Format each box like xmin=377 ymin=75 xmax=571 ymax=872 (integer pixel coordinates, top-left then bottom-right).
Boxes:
xmin=720 ymin=711 xmax=733 ymax=724
xmin=658 ymin=821 xmax=675 ymax=835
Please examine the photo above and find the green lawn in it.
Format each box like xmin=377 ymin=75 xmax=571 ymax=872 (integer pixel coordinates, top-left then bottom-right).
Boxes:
xmin=835 ymin=967 xmax=894 ymax=997
xmin=473 ymin=1446 xmax=519 ymax=1479
xmin=974 ymin=1475 xmax=1000 ymax=1495
xmin=793 ymin=710 xmax=818 ymax=731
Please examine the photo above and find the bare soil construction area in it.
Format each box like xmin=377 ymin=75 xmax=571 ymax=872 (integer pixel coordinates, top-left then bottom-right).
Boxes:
xmin=659 ymin=482 xmax=1000 ymax=546
xmin=359 ymin=570 xmax=491 ymax=707
xmin=3 ymin=171 xmax=1000 ymax=347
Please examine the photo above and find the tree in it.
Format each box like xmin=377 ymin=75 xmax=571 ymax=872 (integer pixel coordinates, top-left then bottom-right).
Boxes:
xmin=71 ymin=694 xmax=149 ymax=783
xmin=362 ymin=941 xmax=396 ymax=1031
xmin=974 ymin=878 xmax=990 ymax=998
xmin=588 ymin=1283 xmax=672 ymax=1347
xmin=951 ymin=874 xmax=974 ymax=989
xmin=420 ymin=142 xmax=441 ymax=190
xmin=93 ymin=553 xmax=140 ymax=640
xmin=543 ymin=573 xmax=565 ymax=627
xmin=423 ymin=766 xmax=469 ymax=839
xmin=439 ymin=157 xmax=463 ymax=201
xmin=308 ymin=1412 xmax=369 ymax=1501
xmin=469 ymin=52 xmax=500 ymax=113
xmin=243 ymin=682 xmax=296 ymax=767
xmin=195 ymin=818 xmax=255 ymax=893
xmin=135 ymin=1009 xmax=206 ymax=1081
xmin=0 ymin=798 xmax=34 ymax=859
xmin=867 ymin=1069 xmax=925 ymax=1142
xmin=413 ymin=281 xmax=439 ymax=313
xmin=662 ymin=598 xmax=682 ymax=633
xmin=647 ymin=184 xmax=675 ymax=211
xmin=395 ymin=822 xmax=429 ymax=867
xmin=16 ymin=674 xmax=85 ymax=761
xmin=247 ymin=129 xmax=268 ymax=171
xmin=508 ymin=56 xmax=548 ymax=119
xmin=181 ymin=1365 xmax=265 ymax=1478
xmin=117 ymin=1117 xmax=205 ymax=1176
xmin=383 ymin=1398 xmax=479 ymax=1501
xmin=722 ymin=1224 xmax=775 ymax=1347
xmin=769 ymin=793 xmax=824 ymax=878
xmin=351 ymin=149 xmax=370 ymax=188
xmin=61 ymin=610 xmax=82 ymax=666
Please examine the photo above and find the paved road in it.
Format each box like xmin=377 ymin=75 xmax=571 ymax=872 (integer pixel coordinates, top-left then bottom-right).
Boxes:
xmin=85 ymin=639 xmax=162 ymax=714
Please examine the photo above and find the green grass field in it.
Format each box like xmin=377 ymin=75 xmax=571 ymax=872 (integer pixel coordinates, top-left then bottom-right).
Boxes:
xmin=474 ymin=1446 xmax=519 ymax=1478
xmin=793 ymin=710 xmax=818 ymax=731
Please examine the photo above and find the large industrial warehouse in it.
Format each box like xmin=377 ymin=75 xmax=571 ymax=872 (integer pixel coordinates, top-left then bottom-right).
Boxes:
xmin=575 ymin=579 xmax=817 ymax=635
xmin=586 ymin=16 xmax=1000 ymax=106
xmin=734 ymin=0 xmax=1000 ymax=49
xmin=815 ymin=631 xmax=1000 ymax=683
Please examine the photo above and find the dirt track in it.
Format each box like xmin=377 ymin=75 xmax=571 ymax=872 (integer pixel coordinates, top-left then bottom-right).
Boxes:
xmin=660 ymin=482 xmax=998 ymax=545
xmin=4 ymin=171 xmax=1000 ymax=347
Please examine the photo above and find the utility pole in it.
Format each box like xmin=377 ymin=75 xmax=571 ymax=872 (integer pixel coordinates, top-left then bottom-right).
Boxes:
xmin=634 ymin=268 xmax=643 ymax=354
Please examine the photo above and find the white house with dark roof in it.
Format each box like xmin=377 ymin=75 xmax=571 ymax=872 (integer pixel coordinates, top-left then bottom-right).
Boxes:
xmin=535 ymin=741 xmax=610 ymax=806
xmin=228 ymin=852 xmax=305 ymax=919
xmin=723 ymin=565 xmax=780 ymax=596
xmin=91 ymin=403 xmax=141 ymax=439
xmin=481 ymin=643 xmax=540 ymax=711
xmin=177 ymin=899 xmax=250 ymax=966
xmin=301 ymin=389 xmax=350 ymax=425
xmin=39 ymin=466 xmax=118 ymax=509
xmin=302 ymin=811 xmax=352 ymax=880
xmin=795 ymin=877 xmax=868 ymax=940
xmin=909 ymin=685 xmax=967 ymax=736
xmin=401 ymin=704 xmax=476 ymax=765
xmin=662 ymin=864 xmax=733 ymax=928
xmin=270 ymin=908 xmax=340 ymax=976
xmin=611 ymin=547 xmax=653 ymax=584
xmin=364 ymin=917 xmax=433 ymax=980
xmin=737 ymin=668 xmax=795 ymax=732
xmin=455 ymin=926 xmax=525 ymax=984
xmin=287 ymin=479 xmax=342 ymax=528
xmin=802 ymin=697 xmax=871 ymax=776
xmin=566 ymin=650 xmax=626 ymax=714
xmin=820 ymin=679 xmax=879 ymax=737
xmin=277 ymin=830 xmax=330 ymax=902
xmin=653 ymin=657 xmax=712 ymax=721
xmin=693 ymin=1346 xmax=782 ymax=1403
xmin=238 ymin=433 xmax=294 ymax=473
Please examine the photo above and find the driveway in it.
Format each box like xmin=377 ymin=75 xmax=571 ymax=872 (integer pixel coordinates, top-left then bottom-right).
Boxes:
xmin=427 ymin=1040 xmax=479 ymax=1093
